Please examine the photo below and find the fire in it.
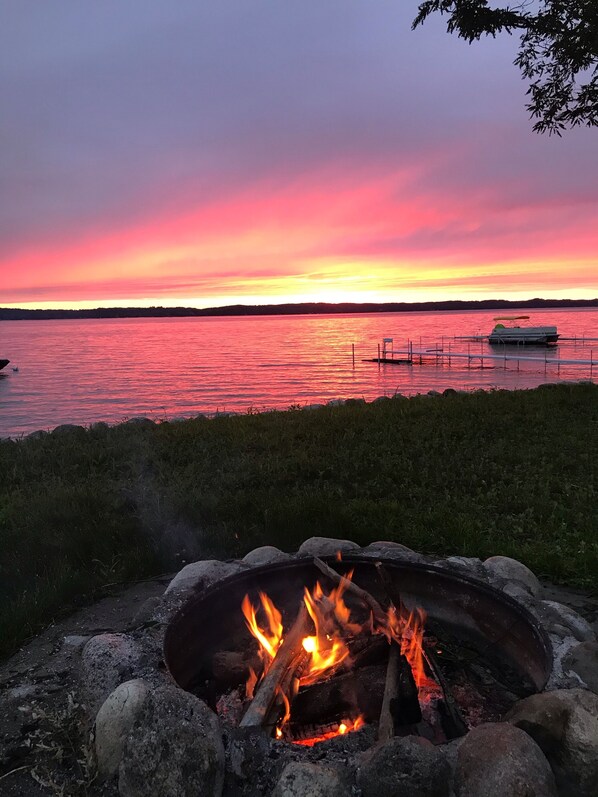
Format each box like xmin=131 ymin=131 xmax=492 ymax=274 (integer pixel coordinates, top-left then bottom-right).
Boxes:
xmin=385 ymin=604 xmax=438 ymax=691
xmin=242 ymin=591 xmax=283 ymax=661
xmin=241 ymin=568 xmax=437 ymax=743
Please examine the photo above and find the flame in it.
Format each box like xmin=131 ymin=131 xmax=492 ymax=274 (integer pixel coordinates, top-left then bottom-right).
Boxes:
xmin=241 ymin=592 xmax=283 ymax=662
xmin=245 ymin=666 xmax=258 ymax=700
xmin=241 ymin=573 xmax=438 ymax=743
xmin=385 ymin=604 xmax=438 ymax=691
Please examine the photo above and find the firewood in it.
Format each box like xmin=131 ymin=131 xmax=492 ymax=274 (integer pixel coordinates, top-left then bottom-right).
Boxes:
xmin=312 ymin=557 xmax=387 ymax=626
xmin=291 ymin=664 xmax=387 ymax=725
xmin=378 ymin=643 xmax=400 ymax=741
xmin=379 ymin=642 xmax=423 ymax=740
xmin=239 ymin=602 xmax=312 ymax=730
xmin=424 ymin=648 xmax=468 ymax=739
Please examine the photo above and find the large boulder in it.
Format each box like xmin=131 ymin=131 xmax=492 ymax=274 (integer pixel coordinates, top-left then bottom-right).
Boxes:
xmin=119 ymin=684 xmax=224 ymax=797
xmin=358 ymin=736 xmax=451 ymax=797
xmin=505 ymin=688 xmax=598 ymax=797
xmin=455 ymin=722 xmax=556 ymax=796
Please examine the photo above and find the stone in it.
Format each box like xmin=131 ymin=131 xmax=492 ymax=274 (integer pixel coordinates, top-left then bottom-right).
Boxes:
xmin=94 ymin=679 xmax=149 ymax=779
xmin=505 ymin=688 xmax=598 ymax=797
xmin=358 ymin=736 xmax=451 ymax=797
xmin=427 ymin=390 xmax=441 ymax=396
xmin=297 ymin=537 xmax=360 ymax=557
xmin=483 ymin=556 xmax=543 ymax=598
xmin=119 ymin=684 xmax=224 ymax=797
xmin=25 ymin=429 xmax=47 ymax=440
xmin=563 ymin=641 xmax=598 ymax=693
xmin=456 ymin=722 xmax=556 ymax=796
xmin=372 ymin=395 xmax=390 ymax=403
xmin=443 ymin=388 xmax=458 ymax=396
xmin=344 ymin=397 xmax=366 ymax=406
xmin=164 ymin=559 xmax=246 ymax=597
xmin=304 ymin=403 xmax=325 ymax=410
xmin=359 ymin=543 xmax=425 ymax=563
xmin=7 ymin=684 xmax=39 ymax=700
xmin=62 ymin=634 xmax=91 ymax=650
xmin=438 ymin=556 xmax=488 ymax=581
xmin=272 ymin=762 xmax=345 ymax=797
xmin=81 ymin=633 xmax=145 ymax=717
xmin=501 ymin=580 xmax=533 ymax=601
xmin=51 ymin=423 xmax=86 ymax=436
xmin=242 ymin=546 xmax=292 ymax=566
xmin=363 ymin=540 xmax=416 ymax=554
xmin=327 ymin=399 xmax=346 ymax=407
xmin=122 ymin=416 xmax=155 ymax=428
xmin=537 ymin=601 xmax=596 ymax=642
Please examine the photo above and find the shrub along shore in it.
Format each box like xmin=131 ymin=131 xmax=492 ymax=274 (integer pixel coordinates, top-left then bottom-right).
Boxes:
xmin=1 ymin=382 xmax=597 ymax=659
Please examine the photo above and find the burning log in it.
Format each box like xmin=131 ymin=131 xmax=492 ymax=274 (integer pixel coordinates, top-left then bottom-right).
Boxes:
xmin=239 ymin=602 xmax=311 ymax=730
xmin=378 ymin=643 xmax=400 ymax=741
xmin=313 ymin=557 xmax=387 ymax=626
xmin=378 ymin=643 xmax=422 ymax=741
xmin=291 ymin=664 xmax=388 ymax=726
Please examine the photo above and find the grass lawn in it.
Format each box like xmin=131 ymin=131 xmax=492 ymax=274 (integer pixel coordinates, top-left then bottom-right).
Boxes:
xmin=1 ymin=382 xmax=597 ymax=659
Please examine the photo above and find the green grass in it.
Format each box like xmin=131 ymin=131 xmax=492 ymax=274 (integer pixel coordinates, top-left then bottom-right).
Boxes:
xmin=1 ymin=383 xmax=597 ymax=658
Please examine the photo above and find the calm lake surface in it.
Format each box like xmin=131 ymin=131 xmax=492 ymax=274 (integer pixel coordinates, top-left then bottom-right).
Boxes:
xmin=1 ymin=308 xmax=597 ymax=437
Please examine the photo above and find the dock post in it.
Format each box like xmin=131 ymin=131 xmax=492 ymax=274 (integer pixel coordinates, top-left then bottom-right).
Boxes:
xmin=591 ymin=350 xmax=594 ymax=379
xmin=377 ymin=343 xmax=381 ymax=370
xmin=468 ymin=342 xmax=470 ymax=369
xmin=544 ymin=350 xmax=547 ymax=374
xmin=352 ymin=343 xmax=355 ymax=369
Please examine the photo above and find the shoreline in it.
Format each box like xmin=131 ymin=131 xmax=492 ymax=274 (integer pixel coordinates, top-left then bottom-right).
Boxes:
xmin=2 ymin=297 xmax=598 ymax=321
xmin=2 ymin=377 xmax=596 ymax=442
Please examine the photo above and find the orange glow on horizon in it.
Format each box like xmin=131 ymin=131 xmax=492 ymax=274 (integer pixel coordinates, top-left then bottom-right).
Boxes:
xmin=1 ymin=167 xmax=597 ymax=308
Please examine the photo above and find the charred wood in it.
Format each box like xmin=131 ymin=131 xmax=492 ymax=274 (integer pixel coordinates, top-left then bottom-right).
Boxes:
xmin=290 ymin=664 xmax=387 ymax=726
xmin=239 ymin=602 xmax=311 ymax=730
xmin=313 ymin=557 xmax=387 ymax=626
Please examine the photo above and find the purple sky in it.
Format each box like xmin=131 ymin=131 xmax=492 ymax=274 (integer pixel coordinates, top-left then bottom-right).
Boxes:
xmin=1 ymin=1 xmax=597 ymax=307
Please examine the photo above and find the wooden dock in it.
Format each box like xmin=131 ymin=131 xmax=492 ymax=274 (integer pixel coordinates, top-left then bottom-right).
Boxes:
xmin=361 ymin=337 xmax=596 ymax=377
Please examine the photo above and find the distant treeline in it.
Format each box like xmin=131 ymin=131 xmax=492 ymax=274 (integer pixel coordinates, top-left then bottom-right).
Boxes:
xmin=1 ymin=298 xmax=597 ymax=321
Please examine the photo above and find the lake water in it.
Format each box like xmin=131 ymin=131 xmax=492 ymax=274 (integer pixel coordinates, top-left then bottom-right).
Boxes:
xmin=1 ymin=307 xmax=597 ymax=437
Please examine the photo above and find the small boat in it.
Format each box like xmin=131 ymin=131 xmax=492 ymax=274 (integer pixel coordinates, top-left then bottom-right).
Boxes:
xmin=488 ymin=317 xmax=559 ymax=346
xmin=0 ymin=359 xmax=9 ymax=371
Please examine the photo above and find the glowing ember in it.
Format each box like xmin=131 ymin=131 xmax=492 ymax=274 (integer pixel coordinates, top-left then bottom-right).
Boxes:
xmin=292 ymin=716 xmax=365 ymax=747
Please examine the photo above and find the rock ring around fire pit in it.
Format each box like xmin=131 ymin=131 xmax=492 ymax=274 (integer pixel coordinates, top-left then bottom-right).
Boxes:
xmin=82 ymin=539 xmax=598 ymax=797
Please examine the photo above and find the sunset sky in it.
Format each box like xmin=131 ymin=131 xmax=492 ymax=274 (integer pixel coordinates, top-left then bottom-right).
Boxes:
xmin=1 ymin=0 xmax=597 ymax=309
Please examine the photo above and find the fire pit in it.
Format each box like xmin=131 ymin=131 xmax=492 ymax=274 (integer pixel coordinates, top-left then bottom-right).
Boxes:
xmin=82 ymin=539 xmax=598 ymax=797
xmin=164 ymin=556 xmax=551 ymax=747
